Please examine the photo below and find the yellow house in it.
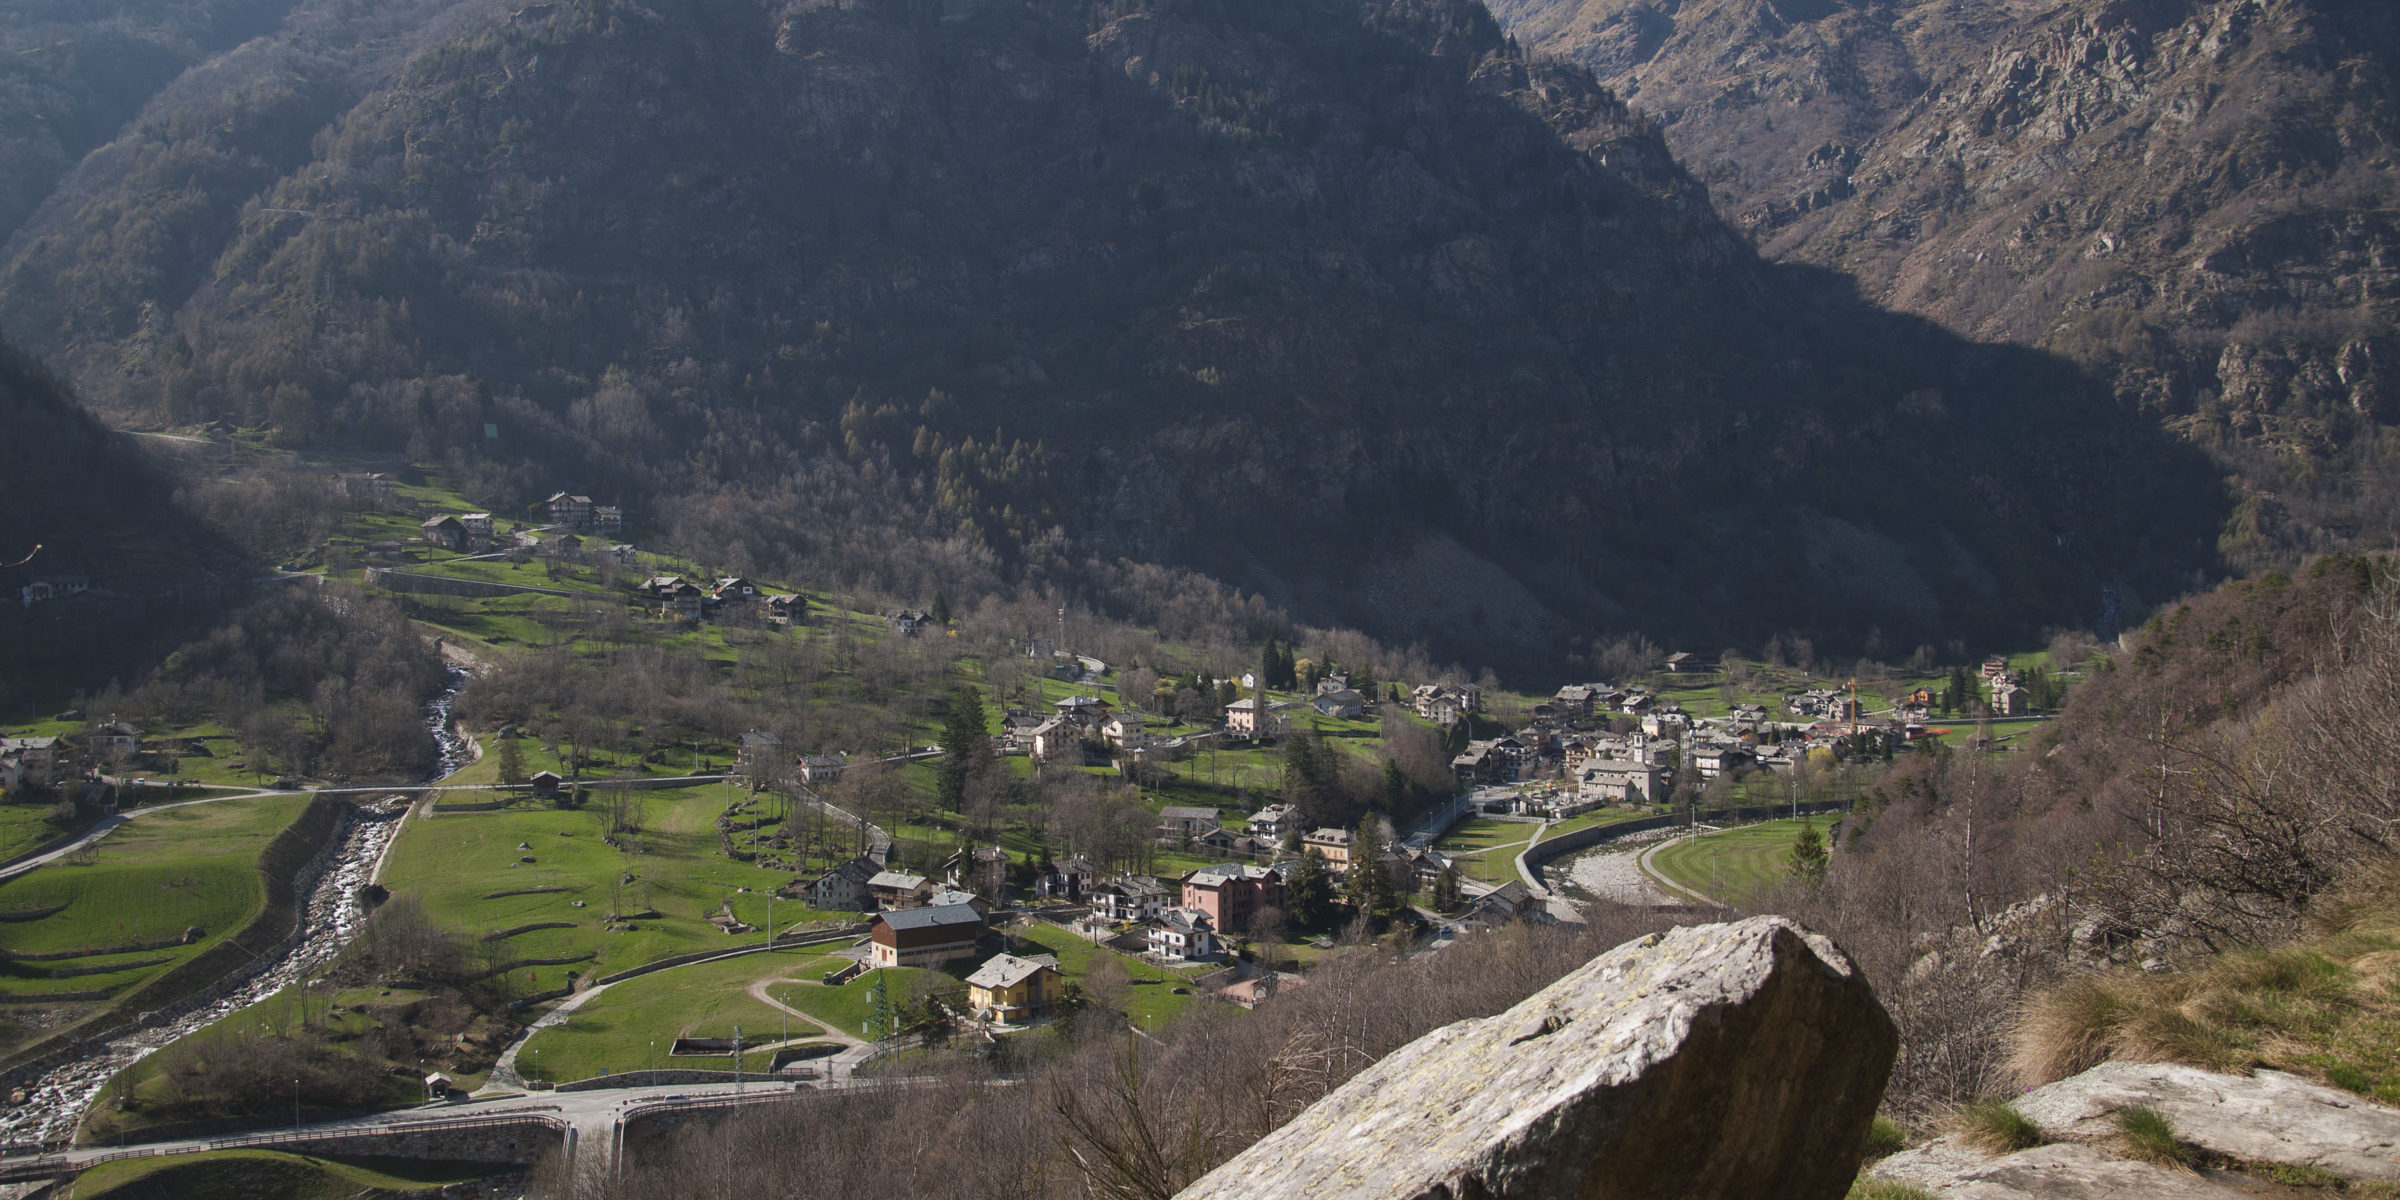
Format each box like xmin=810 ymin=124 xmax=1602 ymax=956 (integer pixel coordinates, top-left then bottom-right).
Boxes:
xmin=965 ymin=953 xmax=1064 ymax=1027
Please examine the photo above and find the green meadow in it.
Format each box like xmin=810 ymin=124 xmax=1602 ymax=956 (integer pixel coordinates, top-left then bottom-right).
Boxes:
xmin=0 ymin=796 xmax=311 ymax=1003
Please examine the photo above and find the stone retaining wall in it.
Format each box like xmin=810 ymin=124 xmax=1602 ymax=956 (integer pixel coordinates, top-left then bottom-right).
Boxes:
xmin=365 ymin=568 xmax=572 ymax=600
xmin=273 ymin=1118 xmax=565 ymax=1165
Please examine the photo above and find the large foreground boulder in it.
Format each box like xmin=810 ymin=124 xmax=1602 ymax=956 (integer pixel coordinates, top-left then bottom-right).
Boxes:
xmin=1175 ymin=916 xmax=1896 ymax=1200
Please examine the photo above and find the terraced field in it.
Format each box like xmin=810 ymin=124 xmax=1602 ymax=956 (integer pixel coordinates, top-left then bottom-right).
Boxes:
xmin=0 ymin=796 xmax=312 ymax=1005
xmin=376 ymin=786 xmax=852 ymax=982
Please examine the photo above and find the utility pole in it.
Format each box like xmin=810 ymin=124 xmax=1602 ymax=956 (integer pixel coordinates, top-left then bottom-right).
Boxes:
xmin=734 ymin=1025 xmax=744 ymax=1095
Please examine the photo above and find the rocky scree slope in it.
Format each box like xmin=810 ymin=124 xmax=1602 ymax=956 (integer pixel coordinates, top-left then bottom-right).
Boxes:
xmin=1493 ymin=0 xmax=2400 ymax=574
xmin=0 ymin=0 xmax=2225 ymax=660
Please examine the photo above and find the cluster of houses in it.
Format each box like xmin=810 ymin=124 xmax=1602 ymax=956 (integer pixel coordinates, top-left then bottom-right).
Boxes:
xmin=997 ymin=695 xmax=1158 ymax=766
xmin=1442 ymin=678 xmax=1904 ymax=819
xmin=417 ymin=510 xmax=636 ymax=565
xmin=16 ymin=575 xmax=90 ymax=608
xmin=637 ymin=575 xmax=807 ymax=624
xmin=804 ymin=820 xmax=1545 ymax=1029
xmin=1979 ymin=658 xmax=2034 ymax=717
xmin=0 ymin=734 xmax=61 ymax=791
xmin=544 ymin=492 xmax=623 ymax=536
xmin=1 ymin=718 xmax=142 ymax=793
xmin=1408 ymin=683 xmax=1483 ymax=726
xmin=736 ymin=731 xmax=846 ymax=785
xmin=409 ymin=488 xmax=623 ymax=558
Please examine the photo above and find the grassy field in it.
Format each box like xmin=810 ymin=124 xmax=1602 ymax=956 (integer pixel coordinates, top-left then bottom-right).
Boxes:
xmin=0 ymin=799 xmax=82 ymax=863
xmin=69 ymin=1147 xmax=501 ymax=1199
xmin=1434 ymin=817 xmax=1544 ymax=886
xmin=1430 ymin=811 xmax=1651 ymax=888
xmin=1012 ymin=920 xmax=1203 ymax=1030
xmin=375 ymin=786 xmax=853 ymax=983
xmin=517 ymin=946 xmax=862 ymax=1082
xmin=0 ymin=796 xmax=311 ymax=1002
xmin=1643 ymin=818 xmax=1818 ymax=906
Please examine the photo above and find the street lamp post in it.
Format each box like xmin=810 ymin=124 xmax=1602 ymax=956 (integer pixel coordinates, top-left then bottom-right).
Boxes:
xmin=293 ymin=1077 xmax=300 ymax=1128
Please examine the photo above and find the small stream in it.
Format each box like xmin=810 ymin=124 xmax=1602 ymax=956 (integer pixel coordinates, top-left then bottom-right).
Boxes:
xmin=0 ymin=670 xmax=475 ymax=1147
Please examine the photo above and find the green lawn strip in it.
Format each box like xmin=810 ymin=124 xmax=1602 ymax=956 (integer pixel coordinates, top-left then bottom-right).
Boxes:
xmin=519 ymin=948 xmax=849 ymax=1082
xmin=71 ymin=1148 xmax=502 ymax=1200
xmin=377 ymin=787 xmax=849 ymax=982
xmin=0 ymin=797 xmax=312 ymax=989
xmin=1643 ymin=818 xmax=1816 ymax=906
xmin=1435 ymin=817 xmax=1544 ymax=886
xmin=1014 ymin=921 xmax=1199 ymax=1031
xmin=766 ymin=966 xmax=938 ymax=1042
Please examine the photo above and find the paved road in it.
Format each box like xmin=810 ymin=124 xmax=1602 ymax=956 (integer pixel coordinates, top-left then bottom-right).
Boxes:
xmin=0 ymin=1077 xmax=850 ymax=1184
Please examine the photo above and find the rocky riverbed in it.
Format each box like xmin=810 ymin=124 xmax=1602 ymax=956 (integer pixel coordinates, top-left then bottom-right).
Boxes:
xmin=0 ymin=670 xmax=473 ymax=1147
xmin=1562 ymin=829 xmax=1693 ymax=907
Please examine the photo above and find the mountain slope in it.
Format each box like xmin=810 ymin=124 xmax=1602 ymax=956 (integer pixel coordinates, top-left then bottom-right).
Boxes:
xmin=0 ymin=335 xmax=246 ymax=699
xmin=1493 ymin=0 xmax=2400 ymax=571
xmin=0 ymin=0 xmax=2228 ymax=662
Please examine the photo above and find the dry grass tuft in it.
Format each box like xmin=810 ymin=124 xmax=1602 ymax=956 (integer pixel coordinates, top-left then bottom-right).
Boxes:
xmin=1846 ymin=1180 xmax=1939 ymax=1200
xmin=2113 ymin=1104 xmax=2194 ymax=1168
xmin=1861 ymin=1115 xmax=1908 ymax=1160
xmin=1955 ymin=1099 xmax=2046 ymax=1155
xmin=2011 ymin=861 xmax=2400 ymax=1103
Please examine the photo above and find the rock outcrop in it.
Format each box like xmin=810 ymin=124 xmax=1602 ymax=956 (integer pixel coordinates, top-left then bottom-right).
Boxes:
xmin=1174 ymin=916 xmax=1896 ymax=1200
xmin=1495 ymin=0 xmax=2400 ymax=578
xmin=1874 ymin=1060 xmax=2400 ymax=1196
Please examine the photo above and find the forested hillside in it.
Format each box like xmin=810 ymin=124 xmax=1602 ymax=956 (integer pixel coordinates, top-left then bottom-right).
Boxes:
xmin=0 ymin=334 xmax=248 ymax=702
xmin=0 ymin=0 xmax=2228 ymax=667
xmin=1492 ymin=0 xmax=2400 ymax=574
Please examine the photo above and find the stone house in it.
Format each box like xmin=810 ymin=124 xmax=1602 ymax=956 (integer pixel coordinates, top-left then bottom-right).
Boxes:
xmin=0 ymin=736 xmax=61 ymax=788
xmin=1156 ymin=806 xmax=1221 ymax=844
xmin=420 ymin=515 xmax=468 ymax=552
xmin=867 ymin=870 xmax=934 ymax=910
xmin=546 ymin=492 xmax=593 ymax=529
xmin=84 ymin=719 xmax=140 ymax=761
xmin=807 ymin=856 xmax=881 ymax=911
xmin=799 ymin=753 xmax=846 ymax=785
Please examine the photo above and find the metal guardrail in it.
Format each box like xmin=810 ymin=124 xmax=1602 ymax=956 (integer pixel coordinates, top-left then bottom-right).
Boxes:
xmin=0 ymin=1107 xmax=569 ymax=1182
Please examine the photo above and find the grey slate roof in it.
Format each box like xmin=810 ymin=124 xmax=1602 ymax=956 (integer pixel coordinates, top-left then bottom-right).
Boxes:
xmin=874 ymin=903 xmax=982 ymax=933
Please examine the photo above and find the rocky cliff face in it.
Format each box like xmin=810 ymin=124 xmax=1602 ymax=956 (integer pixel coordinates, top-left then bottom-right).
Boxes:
xmin=1496 ymin=0 xmax=2400 ymax=572
xmin=0 ymin=0 xmax=2230 ymax=659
